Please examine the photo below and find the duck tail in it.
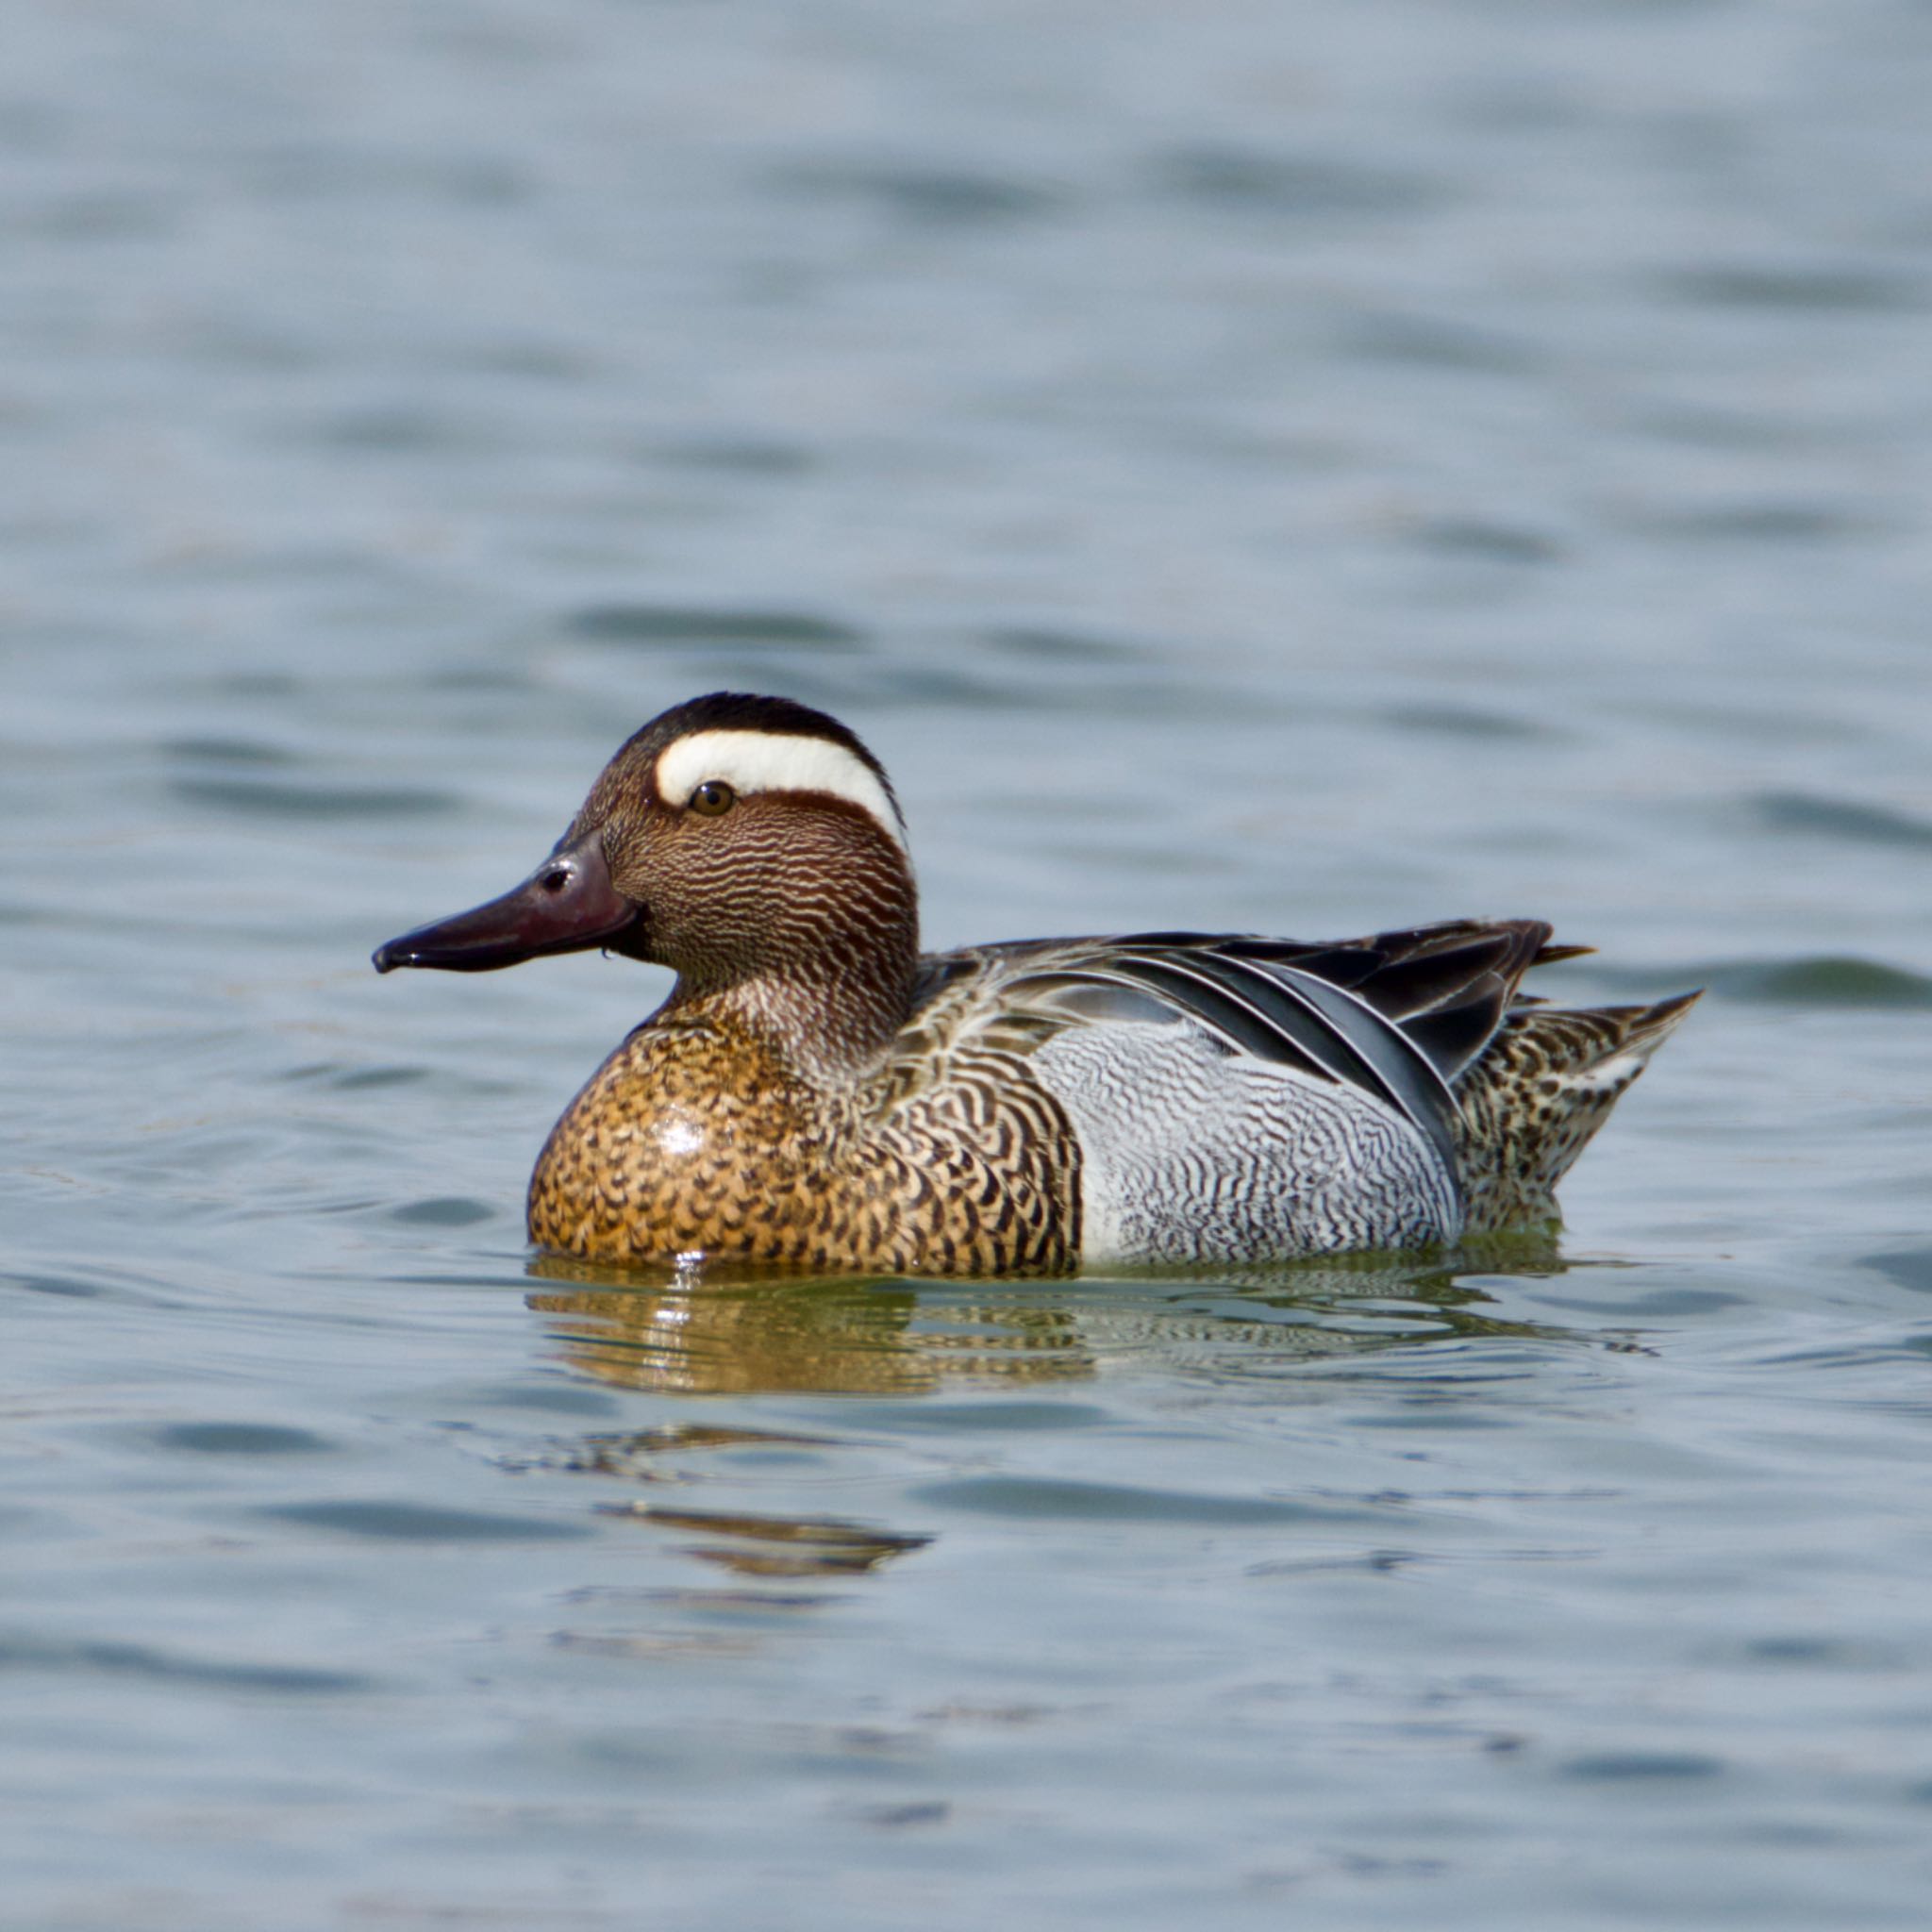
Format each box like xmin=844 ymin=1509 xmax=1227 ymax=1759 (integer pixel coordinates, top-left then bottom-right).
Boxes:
xmin=1453 ymin=990 xmax=1701 ymax=1232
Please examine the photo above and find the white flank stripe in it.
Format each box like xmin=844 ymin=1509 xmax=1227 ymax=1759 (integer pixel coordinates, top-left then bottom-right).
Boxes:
xmin=654 ymin=729 xmax=907 ymax=849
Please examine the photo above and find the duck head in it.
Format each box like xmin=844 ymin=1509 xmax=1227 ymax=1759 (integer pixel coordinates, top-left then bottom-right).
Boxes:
xmin=374 ymin=692 xmax=920 ymax=1064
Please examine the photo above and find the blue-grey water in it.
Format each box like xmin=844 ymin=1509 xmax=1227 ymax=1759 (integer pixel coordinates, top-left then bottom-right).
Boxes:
xmin=7 ymin=3 xmax=1932 ymax=1926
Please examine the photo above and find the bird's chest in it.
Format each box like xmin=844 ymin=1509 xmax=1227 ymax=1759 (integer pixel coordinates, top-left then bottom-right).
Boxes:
xmin=523 ymin=1026 xmax=1084 ymax=1277
xmin=526 ymin=1029 xmax=851 ymax=1263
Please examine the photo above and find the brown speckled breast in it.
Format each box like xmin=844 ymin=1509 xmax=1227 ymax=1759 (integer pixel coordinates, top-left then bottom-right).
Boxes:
xmin=526 ymin=1012 xmax=1082 ymax=1277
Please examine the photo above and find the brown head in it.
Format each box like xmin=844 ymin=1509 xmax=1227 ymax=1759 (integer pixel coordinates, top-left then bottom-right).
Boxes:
xmin=374 ymin=693 xmax=920 ymax=1073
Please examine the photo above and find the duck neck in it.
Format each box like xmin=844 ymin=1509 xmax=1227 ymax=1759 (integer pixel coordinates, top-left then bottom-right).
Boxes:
xmin=670 ymin=908 xmax=920 ymax=1086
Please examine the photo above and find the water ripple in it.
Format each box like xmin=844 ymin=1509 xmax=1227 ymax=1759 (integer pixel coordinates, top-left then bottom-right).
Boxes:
xmin=151 ymin=1421 xmax=334 ymax=1456
xmin=1708 ymin=957 xmax=1932 ymax=1008
xmin=1154 ymin=143 xmax=1445 ymax=219
xmin=0 ymin=1634 xmax=373 ymax=1694
xmin=170 ymin=776 xmax=458 ymax=820
xmin=769 ymin=158 xmax=1066 ymax=226
xmin=266 ymin=1499 xmax=591 ymax=1541
xmin=1658 ymin=262 xmax=1923 ymax=313
xmin=908 ymin=1475 xmax=1381 ymax=1526
xmin=1752 ymin=791 xmax=1932 ymax=849
xmin=567 ymin=604 xmax=866 ymax=648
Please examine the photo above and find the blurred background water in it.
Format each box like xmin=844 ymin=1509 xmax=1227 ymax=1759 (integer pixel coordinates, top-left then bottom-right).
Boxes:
xmin=5 ymin=1 xmax=1932 ymax=1926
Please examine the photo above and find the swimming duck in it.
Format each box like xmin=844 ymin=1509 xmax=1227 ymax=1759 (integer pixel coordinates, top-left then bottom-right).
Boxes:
xmin=374 ymin=691 xmax=1695 ymax=1276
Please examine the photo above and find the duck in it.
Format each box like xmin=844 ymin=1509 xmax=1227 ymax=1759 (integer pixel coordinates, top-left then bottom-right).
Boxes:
xmin=374 ymin=691 xmax=1696 ymax=1277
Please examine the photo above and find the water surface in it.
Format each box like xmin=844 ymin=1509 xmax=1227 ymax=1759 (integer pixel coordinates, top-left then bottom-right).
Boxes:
xmin=7 ymin=3 xmax=1932 ymax=1927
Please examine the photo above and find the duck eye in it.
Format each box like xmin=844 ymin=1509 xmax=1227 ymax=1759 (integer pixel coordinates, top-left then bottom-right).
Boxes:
xmin=687 ymin=779 xmax=737 ymax=817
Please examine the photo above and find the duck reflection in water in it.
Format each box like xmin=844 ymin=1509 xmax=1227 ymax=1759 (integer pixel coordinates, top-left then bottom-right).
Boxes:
xmin=525 ymin=1232 xmax=1583 ymax=1400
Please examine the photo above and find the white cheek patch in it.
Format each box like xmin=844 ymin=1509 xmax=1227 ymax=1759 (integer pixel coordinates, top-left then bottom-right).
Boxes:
xmin=654 ymin=729 xmax=908 ymax=851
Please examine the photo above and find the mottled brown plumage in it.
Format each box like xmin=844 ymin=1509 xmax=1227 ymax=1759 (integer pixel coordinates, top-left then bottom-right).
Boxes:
xmin=1452 ymin=992 xmax=1703 ymax=1229
xmin=526 ymin=1001 xmax=1081 ymax=1275
xmin=375 ymin=692 xmax=1697 ymax=1276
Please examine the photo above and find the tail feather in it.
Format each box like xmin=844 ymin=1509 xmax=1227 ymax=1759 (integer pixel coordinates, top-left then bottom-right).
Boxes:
xmin=1454 ymin=990 xmax=1700 ymax=1231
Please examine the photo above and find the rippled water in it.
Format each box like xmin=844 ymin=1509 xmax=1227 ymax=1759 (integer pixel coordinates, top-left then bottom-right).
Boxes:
xmin=8 ymin=2 xmax=1932 ymax=1926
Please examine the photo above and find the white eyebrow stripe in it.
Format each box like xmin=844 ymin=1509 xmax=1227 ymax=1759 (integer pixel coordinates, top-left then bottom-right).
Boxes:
xmin=654 ymin=729 xmax=908 ymax=850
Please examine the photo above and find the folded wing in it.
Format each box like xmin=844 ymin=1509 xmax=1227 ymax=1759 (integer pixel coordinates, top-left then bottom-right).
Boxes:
xmin=903 ymin=918 xmax=1573 ymax=1180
